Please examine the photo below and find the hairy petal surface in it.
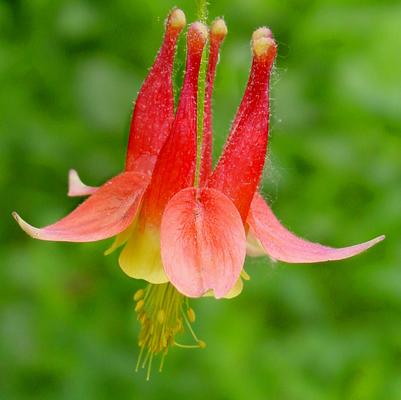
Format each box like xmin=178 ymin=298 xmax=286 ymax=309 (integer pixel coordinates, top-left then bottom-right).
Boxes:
xmin=13 ymin=172 xmax=149 ymax=242
xmin=160 ymin=187 xmax=246 ymax=298
xmin=248 ymin=193 xmax=385 ymax=263
xmin=208 ymin=35 xmax=277 ymax=221
xmin=142 ymin=22 xmax=208 ymax=227
xmin=199 ymin=19 xmax=227 ymax=186
xmin=125 ymin=9 xmax=185 ymax=174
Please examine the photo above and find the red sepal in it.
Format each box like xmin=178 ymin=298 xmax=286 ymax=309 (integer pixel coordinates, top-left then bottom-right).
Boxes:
xmin=125 ymin=9 xmax=185 ymax=175
xmin=13 ymin=172 xmax=149 ymax=242
xmin=208 ymin=36 xmax=277 ymax=221
xmin=248 ymin=193 xmax=385 ymax=263
xmin=199 ymin=19 xmax=227 ymax=186
xmin=142 ymin=22 xmax=208 ymax=227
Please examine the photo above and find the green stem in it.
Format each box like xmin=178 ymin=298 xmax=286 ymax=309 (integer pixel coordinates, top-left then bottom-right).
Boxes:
xmin=194 ymin=0 xmax=209 ymax=188
xmin=197 ymin=0 xmax=208 ymax=22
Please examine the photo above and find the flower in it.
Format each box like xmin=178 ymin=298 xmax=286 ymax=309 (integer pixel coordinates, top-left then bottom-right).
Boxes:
xmin=13 ymin=8 xmax=384 ymax=378
xmin=13 ymin=8 xmax=188 ymax=244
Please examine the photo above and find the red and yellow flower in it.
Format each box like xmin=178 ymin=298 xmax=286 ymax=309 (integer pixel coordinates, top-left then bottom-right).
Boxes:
xmin=13 ymin=8 xmax=384 ymax=377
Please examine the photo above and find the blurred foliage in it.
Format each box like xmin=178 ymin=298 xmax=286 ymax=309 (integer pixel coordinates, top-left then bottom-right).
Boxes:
xmin=1 ymin=0 xmax=400 ymax=399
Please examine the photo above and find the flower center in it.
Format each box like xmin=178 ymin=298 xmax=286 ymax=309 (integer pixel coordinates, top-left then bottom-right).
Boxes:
xmin=134 ymin=283 xmax=205 ymax=379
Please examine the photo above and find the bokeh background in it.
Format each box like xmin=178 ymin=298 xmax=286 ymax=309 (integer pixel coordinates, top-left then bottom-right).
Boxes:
xmin=1 ymin=0 xmax=400 ymax=398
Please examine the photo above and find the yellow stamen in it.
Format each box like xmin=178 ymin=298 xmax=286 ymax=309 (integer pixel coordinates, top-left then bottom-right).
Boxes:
xmin=135 ymin=299 xmax=144 ymax=312
xmin=133 ymin=289 xmax=145 ymax=301
xmin=157 ymin=309 xmax=165 ymax=324
xmin=134 ymin=283 xmax=205 ymax=379
xmin=174 ymin=342 xmax=202 ymax=349
xmin=187 ymin=307 xmax=196 ymax=323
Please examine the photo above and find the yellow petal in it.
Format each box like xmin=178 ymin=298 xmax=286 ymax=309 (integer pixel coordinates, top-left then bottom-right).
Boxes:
xmin=224 ymin=276 xmax=244 ymax=299
xmin=202 ymin=275 xmax=244 ymax=299
xmin=104 ymin=220 xmax=137 ymax=255
xmin=119 ymin=226 xmax=168 ymax=284
xmin=246 ymin=231 xmax=266 ymax=257
xmin=241 ymin=269 xmax=251 ymax=280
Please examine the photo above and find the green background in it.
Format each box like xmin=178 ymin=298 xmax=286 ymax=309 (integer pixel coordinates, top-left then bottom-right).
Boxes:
xmin=1 ymin=0 xmax=400 ymax=399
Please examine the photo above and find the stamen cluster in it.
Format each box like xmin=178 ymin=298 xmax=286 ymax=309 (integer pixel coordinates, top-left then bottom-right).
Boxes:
xmin=134 ymin=283 xmax=204 ymax=380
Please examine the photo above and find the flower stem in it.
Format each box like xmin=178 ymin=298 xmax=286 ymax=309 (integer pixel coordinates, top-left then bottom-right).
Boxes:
xmin=194 ymin=0 xmax=209 ymax=188
xmin=197 ymin=0 xmax=208 ymax=22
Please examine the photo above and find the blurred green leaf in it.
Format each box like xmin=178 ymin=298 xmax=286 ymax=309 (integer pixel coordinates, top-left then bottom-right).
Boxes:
xmin=1 ymin=1 xmax=400 ymax=399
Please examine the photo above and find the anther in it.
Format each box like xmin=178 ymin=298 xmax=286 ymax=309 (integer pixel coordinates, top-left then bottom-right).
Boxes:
xmin=187 ymin=308 xmax=196 ymax=323
xmin=211 ymin=18 xmax=228 ymax=39
xmin=135 ymin=299 xmax=145 ymax=312
xmin=198 ymin=340 xmax=207 ymax=349
xmin=167 ymin=8 xmax=186 ymax=31
xmin=133 ymin=289 xmax=145 ymax=302
xmin=157 ymin=309 xmax=165 ymax=324
xmin=175 ymin=319 xmax=183 ymax=332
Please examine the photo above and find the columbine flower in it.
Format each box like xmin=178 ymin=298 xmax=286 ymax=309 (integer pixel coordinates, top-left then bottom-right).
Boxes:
xmin=13 ymin=8 xmax=384 ymax=378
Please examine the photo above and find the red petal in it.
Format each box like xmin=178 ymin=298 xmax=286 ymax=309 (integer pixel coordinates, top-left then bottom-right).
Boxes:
xmin=208 ymin=33 xmax=277 ymax=221
xmin=125 ymin=9 xmax=186 ymax=174
xmin=160 ymin=187 xmax=246 ymax=298
xmin=199 ymin=19 xmax=227 ymax=187
xmin=248 ymin=193 xmax=385 ymax=263
xmin=141 ymin=22 xmax=208 ymax=227
xmin=68 ymin=169 xmax=98 ymax=197
xmin=13 ymin=172 xmax=149 ymax=242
